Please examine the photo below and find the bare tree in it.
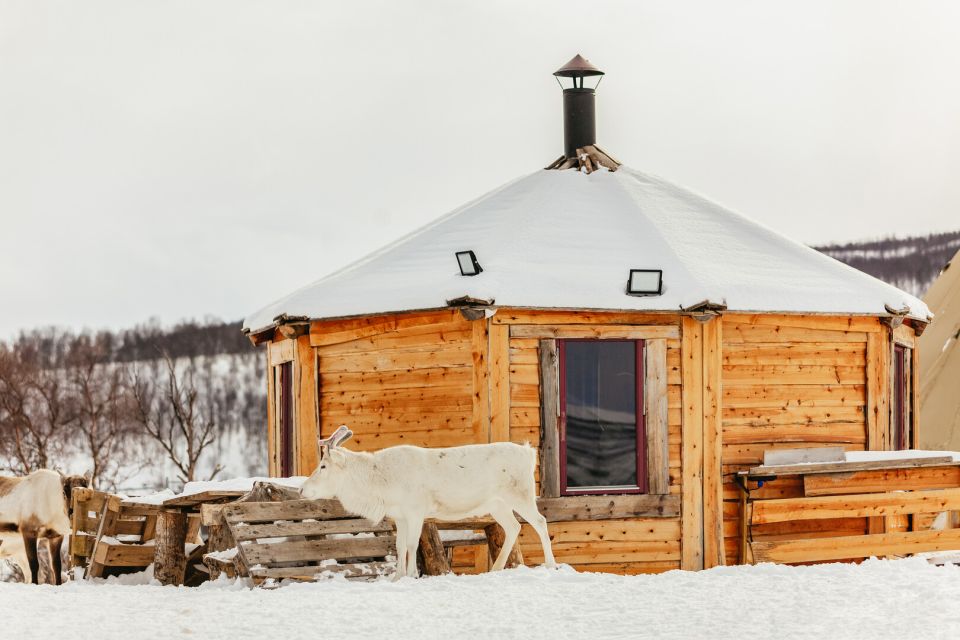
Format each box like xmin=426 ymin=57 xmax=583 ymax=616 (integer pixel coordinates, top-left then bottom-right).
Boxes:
xmin=68 ymin=344 xmax=139 ymax=489
xmin=0 ymin=348 xmax=74 ymax=474
xmin=130 ymin=354 xmax=223 ymax=485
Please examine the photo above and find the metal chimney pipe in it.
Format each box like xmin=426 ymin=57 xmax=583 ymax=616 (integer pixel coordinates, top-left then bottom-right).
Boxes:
xmin=562 ymin=88 xmax=597 ymax=159
xmin=553 ymin=55 xmax=604 ymax=159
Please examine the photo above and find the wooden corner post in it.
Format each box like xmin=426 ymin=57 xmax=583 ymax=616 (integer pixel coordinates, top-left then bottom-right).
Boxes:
xmin=680 ymin=315 xmax=724 ymax=570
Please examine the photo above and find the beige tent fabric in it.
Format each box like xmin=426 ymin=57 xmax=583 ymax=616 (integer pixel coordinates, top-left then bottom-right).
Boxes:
xmin=919 ymin=249 xmax=960 ymax=450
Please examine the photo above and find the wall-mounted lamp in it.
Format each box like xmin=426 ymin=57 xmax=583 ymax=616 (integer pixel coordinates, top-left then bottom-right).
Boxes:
xmin=626 ymin=269 xmax=662 ymax=296
xmin=456 ymin=250 xmax=483 ymax=276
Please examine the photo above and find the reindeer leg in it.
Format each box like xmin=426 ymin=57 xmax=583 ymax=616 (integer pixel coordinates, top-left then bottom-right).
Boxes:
xmin=515 ymin=499 xmax=556 ymax=568
xmin=488 ymin=503 xmax=521 ymax=571
xmin=21 ymin=530 xmax=39 ymax=585
xmin=49 ymin=535 xmax=64 ymax=585
xmin=405 ymin=518 xmax=423 ymax=578
xmin=393 ymin=518 xmax=407 ymax=581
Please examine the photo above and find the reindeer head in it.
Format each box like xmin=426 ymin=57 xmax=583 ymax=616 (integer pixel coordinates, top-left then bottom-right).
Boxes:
xmin=300 ymin=425 xmax=353 ymax=500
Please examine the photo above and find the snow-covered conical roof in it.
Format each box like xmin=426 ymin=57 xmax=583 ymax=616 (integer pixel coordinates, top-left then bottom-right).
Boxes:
xmin=244 ymin=166 xmax=930 ymax=333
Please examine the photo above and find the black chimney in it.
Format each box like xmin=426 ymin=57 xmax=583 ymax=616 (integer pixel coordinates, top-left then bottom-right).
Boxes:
xmin=554 ymin=54 xmax=604 ymax=159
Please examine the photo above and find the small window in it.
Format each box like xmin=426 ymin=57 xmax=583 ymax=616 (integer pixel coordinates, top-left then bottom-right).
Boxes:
xmin=559 ymin=339 xmax=646 ymax=495
xmin=893 ymin=344 xmax=913 ymax=451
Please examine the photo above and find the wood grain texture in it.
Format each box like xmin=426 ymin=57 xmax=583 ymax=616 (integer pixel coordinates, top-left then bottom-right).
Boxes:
xmin=680 ymin=317 xmax=704 ymax=570
xmin=472 ymin=319 xmax=491 ymax=443
xmin=751 ymin=487 xmax=960 ymax=524
xmin=752 ymin=528 xmax=960 ymax=563
xmin=510 ymin=324 xmax=679 ymax=340
xmin=702 ymin=318 xmax=724 ymax=568
xmin=538 ymin=339 xmax=560 ymax=498
xmin=803 ymin=465 xmax=960 ymax=496
xmin=645 ymin=339 xmax=670 ymax=495
xmin=489 ymin=323 xmax=511 ymax=443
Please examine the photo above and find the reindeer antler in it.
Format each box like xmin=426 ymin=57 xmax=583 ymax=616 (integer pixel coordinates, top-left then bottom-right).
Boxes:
xmin=317 ymin=424 xmax=353 ymax=458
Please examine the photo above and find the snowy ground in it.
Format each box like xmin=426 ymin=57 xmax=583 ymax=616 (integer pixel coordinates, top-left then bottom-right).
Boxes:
xmin=3 ymin=559 xmax=960 ymax=639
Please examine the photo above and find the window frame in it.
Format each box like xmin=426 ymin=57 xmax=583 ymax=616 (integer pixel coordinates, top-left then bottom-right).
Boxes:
xmin=892 ymin=343 xmax=913 ymax=451
xmin=557 ymin=338 xmax=648 ymax=496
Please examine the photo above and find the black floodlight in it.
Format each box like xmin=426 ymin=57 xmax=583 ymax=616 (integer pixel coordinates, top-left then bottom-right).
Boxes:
xmin=627 ymin=269 xmax=662 ymax=296
xmin=456 ymin=250 xmax=483 ymax=276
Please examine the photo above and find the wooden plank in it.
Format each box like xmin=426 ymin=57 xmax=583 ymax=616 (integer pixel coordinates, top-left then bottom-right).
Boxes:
xmin=319 ymin=349 xmax=472 ymax=373
xmin=94 ymin=543 xmax=156 ymax=568
xmin=314 ymin=326 xmax=471 ymax=356
xmin=702 ymin=318 xmax=724 ymax=568
xmin=721 ymin=365 xmax=865 ymax=386
xmin=763 ymin=446 xmax=845 ymax=466
xmin=347 ymin=427 xmax=478 ymax=450
xmin=747 ymin=456 xmax=956 ymax=478
xmin=723 ymin=314 xmax=881 ymax=333
xmin=489 ymin=323 xmax=511 ymax=443
xmin=722 ymin=423 xmax=866 ymax=445
xmin=803 ymin=465 xmax=960 ymax=496
xmin=320 ymin=412 xmax=472 ymax=434
xmin=241 ymin=535 xmax=395 ymax=565
xmin=722 ymin=405 xmax=865 ymax=427
xmin=160 ymin=490 xmax=247 ymax=508
xmin=538 ymin=339 xmax=560 ymax=498
xmin=232 ymin=519 xmax=394 ymax=542
xmin=537 ymin=494 xmax=680 ymax=521
xmin=645 ymin=339 xmax=670 ymax=495
xmin=223 ymin=499 xmax=356 ymax=524
xmin=751 ymin=487 xmax=960 ymax=524
xmin=752 ymin=528 xmax=960 ymax=564
xmin=309 ymin=310 xmax=462 ymax=346
xmin=680 ymin=317 xmax=704 ymax=571
xmin=297 ymin=335 xmax=318 ymax=475
xmin=722 ymin=385 xmax=866 ymax=408
xmin=510 ymin=325 xmax=679 ymax=340
xmin=472 ymin=319 xmax=491 ymax=443
xmin=722 ymin=324 xmax=868 ymax=344
xmin=320 ymin=367 xmax=472 ymax=392
xmin=249 ymin=561 xmax=395 ymax=580
xmin=866 ymin=330 xmax=890 ymax=451
xmin=723 ymin=350 xmax=867 ymax=368
xmin=492 ymin=310 xmax=679 ymax=326
xmin=268 ymin=339 xmax=295 ymax=366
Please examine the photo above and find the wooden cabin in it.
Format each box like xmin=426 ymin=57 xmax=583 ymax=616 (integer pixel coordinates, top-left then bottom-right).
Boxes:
xmin=243 ymin=56 xmax=939 ymax=574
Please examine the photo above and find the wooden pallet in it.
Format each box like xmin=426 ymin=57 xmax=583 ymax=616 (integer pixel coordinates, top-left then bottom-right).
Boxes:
xmin=80 ymin=492 xmax=200 ymax=579
xmin=221 ymin=499 xmax=396 ymax=583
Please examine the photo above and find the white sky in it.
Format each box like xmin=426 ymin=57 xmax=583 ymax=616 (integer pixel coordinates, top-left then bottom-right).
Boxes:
xmin=1 ymin=1 xmax=959 ymax=338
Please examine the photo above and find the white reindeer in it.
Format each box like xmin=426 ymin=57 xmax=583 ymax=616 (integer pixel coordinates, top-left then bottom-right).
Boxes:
xmin=300 ymin=426 xmax=557 ymax=579
xmin=0 ymin=469 xmax=76 ymax=584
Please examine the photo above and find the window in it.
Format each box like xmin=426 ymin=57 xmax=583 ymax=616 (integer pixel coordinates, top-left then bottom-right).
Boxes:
xmin=892 ymin=344 xmax=913 ymax=451
xmin=558 ymin=339 xmax=646 ymax=495
xmin=274 ymin=362 xmax=295 ymax=476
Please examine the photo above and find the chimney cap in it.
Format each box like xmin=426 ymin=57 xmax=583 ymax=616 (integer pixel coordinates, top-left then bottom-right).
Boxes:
xmin=553 ymin=54 xmax=604 ymax=78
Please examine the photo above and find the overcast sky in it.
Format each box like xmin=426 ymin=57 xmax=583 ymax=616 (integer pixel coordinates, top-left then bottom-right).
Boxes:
xmin=2 ymin=1 xmax=959 ymax=338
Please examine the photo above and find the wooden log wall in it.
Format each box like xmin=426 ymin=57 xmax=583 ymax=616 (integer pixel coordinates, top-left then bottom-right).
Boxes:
xmin=720 ymin=314 xmax=883 ymax=563
xmin=311 ymin=310 xmax=481 ymax=455
xmin=264 ymin=307 xmax=917 ymax=574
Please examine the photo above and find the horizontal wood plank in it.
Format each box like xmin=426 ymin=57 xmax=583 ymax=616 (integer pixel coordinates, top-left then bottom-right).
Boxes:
xmin=241 ymin=535 xmax=395 ymax=565
xmin=510 ymin=325 xmax=679 ymax=340
xmin=747 ymin=456 xmax=956 ymax=478
xmin=751 ymin=487 xmax=960 ymax=524
xmin=752 ymin=528 xmax=960 ymax=563
xmin=232 ymin=518 xmax=394 ymax=541
xmin=803 ymin=465 xmax=960 ymax=496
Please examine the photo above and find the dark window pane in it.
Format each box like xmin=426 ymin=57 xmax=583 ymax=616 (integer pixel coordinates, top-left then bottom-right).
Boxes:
xmin=564 ymin=341 xmax=638 ymax=489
